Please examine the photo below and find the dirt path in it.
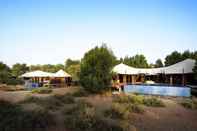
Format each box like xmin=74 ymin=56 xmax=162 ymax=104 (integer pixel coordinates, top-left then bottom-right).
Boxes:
xmin=132 ymin=99 xmax=197 ymax=131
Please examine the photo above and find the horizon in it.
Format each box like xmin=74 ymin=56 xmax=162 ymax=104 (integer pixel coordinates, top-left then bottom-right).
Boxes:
xmin=1 ymin=0 xmax=197 ymax=66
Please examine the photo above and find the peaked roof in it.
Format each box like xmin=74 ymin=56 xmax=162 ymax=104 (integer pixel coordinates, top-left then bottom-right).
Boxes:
xmin=53 ymin=69 xmax=71 ymax=77
xmin=20 ymin=69 xmax=71 ymax=78
xmin=113 ymin=59 xmax=196 ymax=75
xmin=20 ymin=70 xmax=53 ymax=77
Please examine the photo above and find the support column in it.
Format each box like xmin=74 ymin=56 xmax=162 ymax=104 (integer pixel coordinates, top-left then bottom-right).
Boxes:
xmin=170 ymin=75 xmax=173 ymax=86
xmin=123 ymin=75 xmax=127 ymax=84
xmin=182 ymin=74 xmax=185 ymax=86
xmin=131 ymin=75 xmax=135 ymax=84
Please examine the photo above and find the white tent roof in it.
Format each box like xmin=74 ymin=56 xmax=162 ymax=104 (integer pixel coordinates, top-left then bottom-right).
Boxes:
xmin=53 ymin=69 xmax=71 ymax=77
xmin=113 ymin=59 xmax=196 ymax=75
xmin=20 ymin=70 xmax=54 ymax=78
xmin=20 ymin=70 xmax=71 ymax=78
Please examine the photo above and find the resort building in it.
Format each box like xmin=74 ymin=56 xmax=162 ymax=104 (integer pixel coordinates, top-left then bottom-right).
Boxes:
xmin=20 ymin=69 xmax=72 ymax=87
xmin=112 ymin=59 xmax=196 ymax=86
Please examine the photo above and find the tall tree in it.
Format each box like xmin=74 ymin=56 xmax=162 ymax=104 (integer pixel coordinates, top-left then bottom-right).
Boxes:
xmin=11 ymin=63 xmax=29 ymax=77
xmin=80 ymin=44 xmax=116 ymax=93
xmin=155 ymin=59 xmax=163 ymax=68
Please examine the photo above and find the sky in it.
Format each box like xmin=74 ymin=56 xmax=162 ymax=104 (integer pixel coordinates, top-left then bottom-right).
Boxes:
xmin=0 ymin=0 xmax=197 ymax=66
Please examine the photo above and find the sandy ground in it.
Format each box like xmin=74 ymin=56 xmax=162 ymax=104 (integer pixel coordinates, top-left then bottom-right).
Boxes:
xmin=0 ymin=88 xmax=197 ymax=131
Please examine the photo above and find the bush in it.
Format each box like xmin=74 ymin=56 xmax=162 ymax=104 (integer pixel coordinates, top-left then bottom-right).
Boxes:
xmin=143 ymin=97 xmax=165 ymax=107
xmin=127 ymin=103 xmax=144 ymax=113
xmin=0 ymin=100 xmax=55 ymax=131
xmin=72 ymin=88 xmax=88 ymax=97
xmin=6 ymin=78 xmax=24 ymax=85
xmin=53 ymin=93 xmax=75 ymax=104
xmin=31 ymin=87 xmax=52 ymax=94
xmin=104 ymin=103 xmax=130 ymax=120
xmin=181 ymin=99 xmax=197 ymax=109
xmin=22 ymin=96 xmax=62 ymax=111
xmin=113 ymin=94 xmax=144 ymax=105
xmin=64 ymin=100 xmax=133 ymax=131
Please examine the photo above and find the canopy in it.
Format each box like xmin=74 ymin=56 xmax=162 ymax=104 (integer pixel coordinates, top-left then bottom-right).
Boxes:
xmin=20 ymin=70 xmax=53 ymax=78
xmin=20 ymin=69 xmax=71 ymax=78
xmin=53 ymin=69 xmax=71 ymax=77
xmin=113 ymin=59 xmax=195 ymax=75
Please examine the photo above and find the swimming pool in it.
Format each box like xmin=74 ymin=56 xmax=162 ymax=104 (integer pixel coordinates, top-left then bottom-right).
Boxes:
xmin=124 ymin=84 xmax=191 ymax=97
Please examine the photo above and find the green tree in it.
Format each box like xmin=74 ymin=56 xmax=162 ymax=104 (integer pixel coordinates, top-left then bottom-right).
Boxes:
xmin=79 ymin=44 xmax=116 ymax=93
xmin=164 ymin=51 xmax=182 ymax=66
xmin=123 ymin=54 xmax=148 ymax=68
xmin=182 ymin=50 xmax=193 ymax=60
xmin=0 ymin=62 xmax=11 ymax=84
xmin=65 ymin=59 xmax=80 ymax=69
xmin=11 ymin=63 xmax=29 ymax=77
xmin=193 ymin=59 xmax=197 ymax=80
xmin=65 ymin=59 xmax=80 ymax=81
xmin=155 ymin=59 xmax=163 ymax=68
xmin=30 ymin=64 xmax=64 ymax=73
xmin=30 ymin=65 xmax=42 ymax=71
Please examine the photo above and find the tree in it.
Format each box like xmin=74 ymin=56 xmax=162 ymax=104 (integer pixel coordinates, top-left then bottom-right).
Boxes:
xmin=123 ymin=54 xmax=148 ymax=68
xmin=164 ymin=51 xmax=182 ymax=66
xmin=30 ymin=64 xmax=64 ymax=73
xmin=79 ymin=44 xmax=116 ymax=93
xmin=182 ymin=50 xmax=193 ymax=60
xmin=11 ymin=63 xmax=29 ymax=77
xmin=65 ymin=59 xmax=80 ymax=69
xmin=0 ymin=62 xmax=11 ymax=84
xmin=155 ymin=59 xmax=163 ymax=68
xmin=193 ymin=59 xmax=197 ymax=80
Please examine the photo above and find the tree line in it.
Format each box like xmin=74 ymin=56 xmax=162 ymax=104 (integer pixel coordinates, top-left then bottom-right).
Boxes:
xmin=0 ymin=45 xmax=197 ymax=88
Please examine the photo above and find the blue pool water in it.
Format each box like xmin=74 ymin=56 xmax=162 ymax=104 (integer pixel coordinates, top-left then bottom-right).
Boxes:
xmin=124 ymin=85 xmax=191 ymax=97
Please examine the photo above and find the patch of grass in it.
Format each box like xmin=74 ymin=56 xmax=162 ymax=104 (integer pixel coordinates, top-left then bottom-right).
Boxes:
xmin=143 ymin=97 xmax=165 ymax=107
xmin=0 ymin=100 xmax=55 ymax=131
xmin=181 ymin=99 xmax=197 ymax=109
xmin=31 ymin=87 xmax=52 ymax=94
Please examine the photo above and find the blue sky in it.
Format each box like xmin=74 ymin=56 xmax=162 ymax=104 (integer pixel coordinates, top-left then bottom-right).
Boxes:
xmin=0 ymin=0 xmax=197 ymax=66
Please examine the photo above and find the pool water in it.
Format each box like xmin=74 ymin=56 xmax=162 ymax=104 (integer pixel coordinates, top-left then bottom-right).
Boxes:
xmin=124 ymin=84 xmax=191 ymax=97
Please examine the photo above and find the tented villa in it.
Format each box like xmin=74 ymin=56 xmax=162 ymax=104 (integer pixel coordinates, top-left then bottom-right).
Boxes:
xmin=112 ymin=59 xmax=196 ymax=86
xmin=112 ymin=59 xmax=196 ymax=97
xmin=20 ymin=69 xmax=72 ymax=88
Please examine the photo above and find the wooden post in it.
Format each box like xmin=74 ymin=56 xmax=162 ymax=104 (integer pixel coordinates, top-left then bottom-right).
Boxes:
xmin=170 ymin=75 xmax=173 ymax=86
xmin=182 ymin=75 xmax=185 ymax=86
xmin=123 ymin=75 xmax=127 ymax=84
xmin=131 ymin=75 xmax=135 ymax=84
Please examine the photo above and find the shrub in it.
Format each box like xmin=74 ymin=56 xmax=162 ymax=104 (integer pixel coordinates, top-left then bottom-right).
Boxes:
xmin=113 ymin=94 xmax=144 ymax=105
xmin=127 ymin=103 xmax=144 ymax=113
xmin=72 ymin=88 xmax=88 ymax=97
xmin=31 ymin=87 xmax=52 ymax=94
xmin=104 ymin=103 xmax=130 ymax=119
xmin=22 ymin=96 xmax=62 ymax=111
xmin=53 ymin=93 xmax=75 ymax=104
xmin=143 ymin=97 xmax=165 ymax=107
xmin=64 ymin=100 xmax=133 ymax=131
xmin=181 ymin=99 xmax=197 ymax=109
xmin=0 ymin=100 xmax=55 ymax=131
